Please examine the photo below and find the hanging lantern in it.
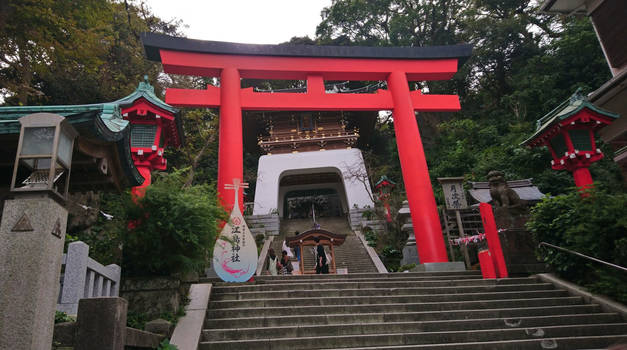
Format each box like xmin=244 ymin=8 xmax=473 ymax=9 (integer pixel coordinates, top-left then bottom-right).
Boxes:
xmin=374 ymin=175 xmax=396 ymax=222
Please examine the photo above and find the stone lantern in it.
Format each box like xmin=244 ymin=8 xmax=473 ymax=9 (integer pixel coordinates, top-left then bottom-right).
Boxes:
xmin=374 ymin=175 xmax=396 ymax=222
xmin=522 ymin=90 xmax=619 ymax=190
xmin=10 ymin=113 xmax=78 ymax=201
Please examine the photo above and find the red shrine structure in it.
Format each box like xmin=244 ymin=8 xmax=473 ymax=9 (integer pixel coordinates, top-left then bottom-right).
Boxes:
xmin=115 ymin=77 xmax=183 ymax=197
xmin=522 ymin=90 xmax=619 ymax=190
xmin=141 ymin=33 xmax=471 ymax=264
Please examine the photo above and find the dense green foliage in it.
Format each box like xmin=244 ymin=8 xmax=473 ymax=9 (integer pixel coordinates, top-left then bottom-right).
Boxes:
xmin=527 ymin=188 xmax=627 ymax=303
xmin=122 ymin=169 xmax=225 ymax=276
xmin=314 ymin=0 xmax=623 ymax=196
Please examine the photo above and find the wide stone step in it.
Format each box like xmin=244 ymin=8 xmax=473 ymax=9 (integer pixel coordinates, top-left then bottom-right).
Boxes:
xmin=199 ymin=323 xmax=627 ymax=350
xmin=204 ymin=304 xmax=603 ymax=329
xmin=209 ymin=290 xmax=569 ymax=308
xmin=249 ymin=274 xmax=482 ymax=284
xmin=207 ymin=296 xmax=584 ymax=319
xmin=203 ymin=313 xmax=621 ymax=341
xmin=251 ymin=271 xmax=481 ymax=281
xmin=210 ymin=283 xmax=557 ymax=301
xmin=211 ymin=277 xmax=539 ymax=293
xmin=324 ymin=335 xmax=627 ymax=350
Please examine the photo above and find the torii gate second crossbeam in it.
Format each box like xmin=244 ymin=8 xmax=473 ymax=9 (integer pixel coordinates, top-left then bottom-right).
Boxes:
xmin=142 ymin=33 xmax=472 ymax=264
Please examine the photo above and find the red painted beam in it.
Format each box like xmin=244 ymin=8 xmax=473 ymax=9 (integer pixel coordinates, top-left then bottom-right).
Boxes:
xmin=159 ymin=50 xmax=460 ymax=81
xmin=166 ymin=86 xmax=460 ymax=112
xmin=166 ymin=85 xmax=221 ymax=108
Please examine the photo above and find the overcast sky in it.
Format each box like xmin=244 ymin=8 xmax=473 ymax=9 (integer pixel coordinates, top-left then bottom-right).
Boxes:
xmin=144 ymin=0 xmax=332 ymax=44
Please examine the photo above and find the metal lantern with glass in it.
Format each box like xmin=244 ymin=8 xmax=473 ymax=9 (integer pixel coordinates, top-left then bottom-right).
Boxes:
xmin=10 ymin=113 xmax=78 ymax=201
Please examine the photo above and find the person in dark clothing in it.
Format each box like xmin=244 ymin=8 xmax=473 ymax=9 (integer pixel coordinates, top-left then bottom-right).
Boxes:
xmin=279 ymin=250 xmax=293 ymax=275
xmin=314 ymin=236 xmax=329 ymax=274
xmin=294 ymin=231 xmax=301 ymax=260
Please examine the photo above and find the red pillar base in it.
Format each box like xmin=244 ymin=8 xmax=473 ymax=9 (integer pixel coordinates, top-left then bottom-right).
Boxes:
xmin=478 ymin=249 xmax=497 ymax=279
xmin=480 ymin=203 xmax=508 ymax=278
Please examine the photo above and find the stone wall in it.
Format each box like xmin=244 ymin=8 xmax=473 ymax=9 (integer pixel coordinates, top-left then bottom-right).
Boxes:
xmin=121 ymin=277 xmax=191 ymax=320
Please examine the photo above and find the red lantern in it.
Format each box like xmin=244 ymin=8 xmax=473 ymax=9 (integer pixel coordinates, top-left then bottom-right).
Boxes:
xmin=374 ymin=175 xmax=396 ymax=222
xmin=522 ymin=90 xmax=619 ymax=191
xmin=116 ymin=76 xmax=182 ymax=198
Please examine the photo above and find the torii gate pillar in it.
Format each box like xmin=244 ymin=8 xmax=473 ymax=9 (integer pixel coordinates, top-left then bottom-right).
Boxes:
xmin=388 ymin=71 xmax=448 ymax=262
xmin=218 ymin=68 xmax=244 ymax=211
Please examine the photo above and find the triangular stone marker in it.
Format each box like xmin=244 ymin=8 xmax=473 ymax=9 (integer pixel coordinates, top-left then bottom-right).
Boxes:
xmin=12 ymin=213 xmax=34 ymax=232
xmin=51 ymin=218 xmax=62 ymax=238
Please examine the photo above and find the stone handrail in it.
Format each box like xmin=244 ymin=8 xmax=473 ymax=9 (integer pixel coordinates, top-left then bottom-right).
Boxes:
xmin=58 ymin=241 xmax=121 ymax=315
xmin=256 ymin=235 xmax=275 ymax=276
xmin=354 ymin=230 xmax=388 ymax=273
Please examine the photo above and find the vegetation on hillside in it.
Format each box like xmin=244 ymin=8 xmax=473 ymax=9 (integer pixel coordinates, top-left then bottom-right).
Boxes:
xmin=527 ymin=187 xmax=627 ymax=303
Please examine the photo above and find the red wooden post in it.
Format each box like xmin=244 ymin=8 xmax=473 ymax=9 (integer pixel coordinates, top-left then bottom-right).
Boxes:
xmin=131 ymin=166 xmax=152 ymax=199
xmin=573 ymin=167 xmax=593 ymax=191
xmin=478 ymin=249 xmax=496 ymax=279
xmin=388 ymin=71 xmax=449 ymax=263
xmin=218 ymin=67 xmax=244 ymax=212
xmin=479 ymin=203 xmax=508 ymax=278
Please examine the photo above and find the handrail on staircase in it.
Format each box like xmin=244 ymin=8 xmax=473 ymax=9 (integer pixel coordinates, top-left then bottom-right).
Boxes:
xmin=538 ymin=242 xmax=627 ymax=273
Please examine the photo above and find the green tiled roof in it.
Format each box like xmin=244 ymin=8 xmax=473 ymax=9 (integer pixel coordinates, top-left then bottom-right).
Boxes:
xmin=0 ymin=103 xmax=127 ymax=136
xmin=522 ymin=89 xmax=619 ymax=146
xmin=115 ymin=75 xmax=177 ymax=114
xmin=375 ymin=175 xmax=396 ymax=188
xmin=0 ymin=103 xmax=142 ymax=188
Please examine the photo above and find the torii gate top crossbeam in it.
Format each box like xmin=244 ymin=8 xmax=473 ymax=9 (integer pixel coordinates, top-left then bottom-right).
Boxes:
xmin=141 ymin=34 xmax=472 ymax=112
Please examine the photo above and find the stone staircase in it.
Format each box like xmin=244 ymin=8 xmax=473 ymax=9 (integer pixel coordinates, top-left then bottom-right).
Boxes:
xmin=199 ymin=271 xmax=627 ymax=349
xmin=266 ymin=216 xmax=377 ymax=274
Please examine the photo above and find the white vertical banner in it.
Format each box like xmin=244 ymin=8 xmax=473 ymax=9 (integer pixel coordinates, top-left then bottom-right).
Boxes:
xmin=213 ymin=179 xmax=258 ymax=282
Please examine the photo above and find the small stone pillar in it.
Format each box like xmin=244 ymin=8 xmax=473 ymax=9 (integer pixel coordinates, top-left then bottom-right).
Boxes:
xmin=75 ymin=297 xmax=128 ymax=350
xmin=0 ymin=196 xmax=68 ymax=350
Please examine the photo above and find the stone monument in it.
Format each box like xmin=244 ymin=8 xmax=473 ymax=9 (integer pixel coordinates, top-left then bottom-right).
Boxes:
xmin=0 ymin=196 xmax=68 ymax=350
xmin=486 ymin=170 xmax=545 ymax=275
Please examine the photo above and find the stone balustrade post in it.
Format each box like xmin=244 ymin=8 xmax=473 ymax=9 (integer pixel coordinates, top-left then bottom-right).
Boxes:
xmin=75 ymin=297 xmax=128 ymax=350
xmin=59 ymin=241 xmax=89 ymax=315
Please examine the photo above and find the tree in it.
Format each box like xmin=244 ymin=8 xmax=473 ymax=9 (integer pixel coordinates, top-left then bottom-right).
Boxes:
xmin=0 ymin=0 xmax=182 ymax=106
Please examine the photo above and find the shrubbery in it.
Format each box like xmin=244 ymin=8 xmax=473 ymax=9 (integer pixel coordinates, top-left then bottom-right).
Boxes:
xmin=526 ymin=187 xmax=627 ymax=303
xmin=122 ymin=169 xmax=225 ymax=276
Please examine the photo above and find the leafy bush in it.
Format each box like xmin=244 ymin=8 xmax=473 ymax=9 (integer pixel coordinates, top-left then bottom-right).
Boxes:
xmin=380 ymin=245 xmax=403 ymax=272
xmin=54 ymin=311 xmax=75 ymax=324
xmin=157 ymin=339 xmax=178 ymax=350
xmin=123 ymin=169 xmax=226 ymax=276
xmin=363 ymin=228 xmax=378 ymax=247
xmin=526 ymin=187 xmax=627 ymax=303
xmin=398 ymin=263 xmax=416 ymax=272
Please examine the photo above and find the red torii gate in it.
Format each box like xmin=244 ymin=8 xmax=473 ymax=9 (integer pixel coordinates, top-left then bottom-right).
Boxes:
xmin=142 ymin=33 xmax=472 ymax=264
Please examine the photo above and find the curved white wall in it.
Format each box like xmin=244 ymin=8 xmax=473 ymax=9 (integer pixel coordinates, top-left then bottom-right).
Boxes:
xmin=252 ymin=149 xmax=374 ymax=216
